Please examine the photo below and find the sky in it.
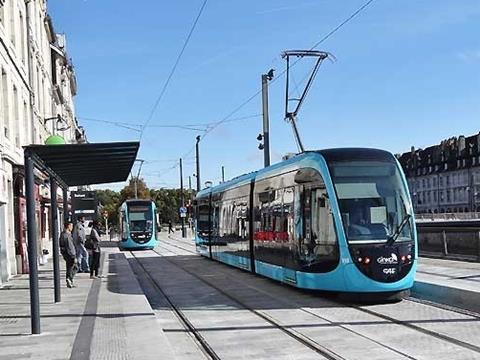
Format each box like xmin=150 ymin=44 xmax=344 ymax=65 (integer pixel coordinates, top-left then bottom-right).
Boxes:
xmin=48 ymin=0 xmax=480 ymax=190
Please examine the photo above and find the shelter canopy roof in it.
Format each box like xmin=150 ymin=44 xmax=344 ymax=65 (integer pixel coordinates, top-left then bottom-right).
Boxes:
xmin=24 ymin=142 xmax=140 ymax=187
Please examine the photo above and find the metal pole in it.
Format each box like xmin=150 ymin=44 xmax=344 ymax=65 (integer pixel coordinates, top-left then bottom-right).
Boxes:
xmin=25 ymin=152 xmax=40 ymax=334
xmin=261 ymin=74 xmax=270 ymax=167
xmin=188 ymin=176 xmax=192 ymax=230
xmin=63 ymin=188 xmax=68 ymax=224
xmin=50 ymin=177 xmax=61 ymax=303
xmin=196 ymin=136 xmax=201 ymax=192
xmin=134 ymin=159 xmax=145 ymax=199
xmin=180 ymin=158 xmax=186 ymax=238
xmin=221 ymin=166 xmax=225 ymax=183
xmin=25 ymin=2 xmax=36 ymax=144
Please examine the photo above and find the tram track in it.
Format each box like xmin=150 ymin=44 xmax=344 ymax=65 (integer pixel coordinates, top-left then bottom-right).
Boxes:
xmin=158 ymin=236 xmax=480 ymax=358
xmin=150 ymin=245 xmax=346 ymax=360
xmin=161 ymin=235 xmax=480 ymax=323
xmin=157 ymin=241 xmax=418 ymax=359
xmin=129 ymin=251 xmax=220 ymax=360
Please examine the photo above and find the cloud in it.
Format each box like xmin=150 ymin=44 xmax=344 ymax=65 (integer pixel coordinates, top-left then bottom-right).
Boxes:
xmin=457 ymin=50 xmax=480 ymax=63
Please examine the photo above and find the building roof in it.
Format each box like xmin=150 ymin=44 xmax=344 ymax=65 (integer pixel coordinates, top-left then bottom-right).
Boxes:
xmin=24 ymin=142 xmax=139 ymax=187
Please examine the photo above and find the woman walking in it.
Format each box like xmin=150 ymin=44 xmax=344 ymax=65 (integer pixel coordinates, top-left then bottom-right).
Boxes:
xmin=87 ymin=221 xmax=101 ymax=279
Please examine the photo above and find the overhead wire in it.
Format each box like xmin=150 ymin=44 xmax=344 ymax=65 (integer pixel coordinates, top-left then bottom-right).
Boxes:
xmin=192 ymin=0 xmax=377 ymax=142
xmin=139 ymin=0 xmax=208 ymax=141
xmin=140 ymin=0 xmax=377 ymax=187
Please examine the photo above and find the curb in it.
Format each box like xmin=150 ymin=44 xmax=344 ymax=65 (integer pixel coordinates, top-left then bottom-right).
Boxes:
xmin=412 ymin=281 xmax=480 ymax=314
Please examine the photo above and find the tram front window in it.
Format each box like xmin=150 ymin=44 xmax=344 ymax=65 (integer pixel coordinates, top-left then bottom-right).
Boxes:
xmin=329 ymin=160 xmax=413 ymax=244
xmin=127 ymin=204 xmax=153 ymax=233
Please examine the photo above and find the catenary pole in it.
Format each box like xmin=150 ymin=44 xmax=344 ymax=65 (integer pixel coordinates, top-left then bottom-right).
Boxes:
xmin=221 ymin=166 xmax=225 ymax=183
xmin=179 ymin=158 xmax=186 ymax=238
xmin=195 ymin=136 xmax=201 ymax=192
xmin=50 ymin=177 xmax=61 ymax=303
xmin=261 ymin=73 xmax=271 ymax=167
xmin=25 ymin=151 xmax=40 ymax=334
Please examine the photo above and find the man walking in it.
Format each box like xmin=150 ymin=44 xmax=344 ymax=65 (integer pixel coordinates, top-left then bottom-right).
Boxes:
xmin=168 ymin=220 xmax=174 ymax=234
xmin=59 ymin=221 xmax=77 ymax=288
xmin=73 ymin=216 xmax=89 ymax=273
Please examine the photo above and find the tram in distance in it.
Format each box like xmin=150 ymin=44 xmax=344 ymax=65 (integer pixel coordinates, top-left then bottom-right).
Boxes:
xmin=194 ymin=148 xmax=417 ymax=297
xmin=119 ymin=199 xmax=158 ymax=250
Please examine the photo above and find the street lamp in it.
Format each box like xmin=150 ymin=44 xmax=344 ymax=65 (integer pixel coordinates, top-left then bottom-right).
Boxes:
xmin=44 ymin=115 xmax=70 ymax=133
xmin=134 ymin=159 xmax=145 ymax=199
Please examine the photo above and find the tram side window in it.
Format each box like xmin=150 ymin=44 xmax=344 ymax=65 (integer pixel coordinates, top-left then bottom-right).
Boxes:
xmin=295 ymin=168 xmax=338 ymax=265
xmin=197 ymin=200 xmax=210 ymax=234
xmin=121 ymin=211 xmax=127 ymax=240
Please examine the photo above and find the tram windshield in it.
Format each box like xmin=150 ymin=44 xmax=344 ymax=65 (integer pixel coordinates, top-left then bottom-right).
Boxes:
xmin=127 ymin=204 xmax=153 ymax=232
xmin=329 ymin=160 xmax=413 ymax=244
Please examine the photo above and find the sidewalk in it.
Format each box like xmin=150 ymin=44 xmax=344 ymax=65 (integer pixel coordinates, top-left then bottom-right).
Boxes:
xmin=0 ymin=242 xmax=174 ymax=360
xmin=413 ymin=256 xmax=480 ymax=313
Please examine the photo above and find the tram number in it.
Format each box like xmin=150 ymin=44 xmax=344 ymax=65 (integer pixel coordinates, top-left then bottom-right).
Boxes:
xmin=383 ymin=268 xmax=396 ymax=275
xmin=341 ymin=257 xmax=350 ymax=264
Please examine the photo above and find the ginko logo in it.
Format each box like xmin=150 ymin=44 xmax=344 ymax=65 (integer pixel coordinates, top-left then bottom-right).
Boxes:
xmin=377 ymin=253 xmax=398 ymax=265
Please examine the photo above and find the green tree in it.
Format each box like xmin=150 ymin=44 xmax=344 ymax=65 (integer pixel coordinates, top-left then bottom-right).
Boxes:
xmin=120 ymin=177 xmax=150 ymax=201
xmin=97 ymin=189 xmax=121 ymax=228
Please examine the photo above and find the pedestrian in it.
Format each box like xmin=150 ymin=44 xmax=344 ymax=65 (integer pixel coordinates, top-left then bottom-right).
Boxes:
xmin=59 ymin=221 xmax=77 ymax=288
xmin=87 ymin=221 xmax=101 ymax=279
xmin=73 ymin=216 xmax=90 ymax=273
xmin=168 ymin=220 xmax=174 ymax=234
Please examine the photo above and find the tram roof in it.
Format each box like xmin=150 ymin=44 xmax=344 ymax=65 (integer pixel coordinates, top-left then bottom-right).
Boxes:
xmin=196 ymin=148 xmax=396 ymax=198
xmin=24 ymin=141 xmax=140 ymax=187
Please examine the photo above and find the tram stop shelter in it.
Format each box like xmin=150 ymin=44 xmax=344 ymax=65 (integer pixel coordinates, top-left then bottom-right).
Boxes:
xmin=23 ymin=141 xmax=140 ymax=334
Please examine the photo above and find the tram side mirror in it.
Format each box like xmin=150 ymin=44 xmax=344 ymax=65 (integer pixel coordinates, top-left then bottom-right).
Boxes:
xmin=294 ymin=168 xmax=323 ymax=184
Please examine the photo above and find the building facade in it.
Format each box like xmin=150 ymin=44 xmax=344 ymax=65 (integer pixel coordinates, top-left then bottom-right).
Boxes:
xmin=397 ymin=133 xmax=480 ymax=215
xmin=0 ymin=0 xmax=82 ymax=286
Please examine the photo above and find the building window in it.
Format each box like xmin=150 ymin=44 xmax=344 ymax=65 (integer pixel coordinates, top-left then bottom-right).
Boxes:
xmin=9 ymin=0 xmax=16 ymax=46
xmin=1 ymin=69 xmax=8 ymax=139
xmin=0 ymin=3 xmax=4 ymax=25
xmin=446 ymin=175 xmax=450 ymax=186
xmin=19 ymin=12 xmax=26 ymax=63
xmin=433 ymin=177 xmax=437 ymax=187
xmin=13 ymin=85 xmax=19 ymax=147
xmin=433 ymin=191 xmax=437 ymax=202
xmin=23 ymin=100 xmax=28 ymax=145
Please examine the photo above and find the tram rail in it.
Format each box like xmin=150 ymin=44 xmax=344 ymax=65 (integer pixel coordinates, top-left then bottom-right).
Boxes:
xmin=129 ymin=251 xmax=220 ymax=360
xmin=157 ymin=236 xmax=480 ymax=357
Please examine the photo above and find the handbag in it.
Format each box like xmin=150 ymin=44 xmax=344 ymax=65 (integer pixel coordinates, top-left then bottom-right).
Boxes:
xmin=85 ymin=235 xmax=94 ymax=250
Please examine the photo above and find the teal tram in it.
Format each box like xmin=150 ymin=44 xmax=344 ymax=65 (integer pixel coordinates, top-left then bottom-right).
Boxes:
xmin=119 ymin=199 xmax=158 ymax=250
xmin=194 ymin=149 xmax=417 ymax=297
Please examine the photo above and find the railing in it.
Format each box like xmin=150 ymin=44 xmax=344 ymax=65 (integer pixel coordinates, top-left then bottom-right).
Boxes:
xmin=416 ymin=212 xmax=480 ymax=222
xmin=418 ymin=227 xmax=480 ymax=261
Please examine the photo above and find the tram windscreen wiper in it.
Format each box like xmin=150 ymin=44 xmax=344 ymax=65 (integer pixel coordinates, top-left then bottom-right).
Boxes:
xmin=385 ymin=214 xmax=411 ymax=247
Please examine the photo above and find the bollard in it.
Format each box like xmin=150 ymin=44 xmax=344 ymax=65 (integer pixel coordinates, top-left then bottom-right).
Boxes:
xmin=442 ymin=230 xmax=448 ymax=256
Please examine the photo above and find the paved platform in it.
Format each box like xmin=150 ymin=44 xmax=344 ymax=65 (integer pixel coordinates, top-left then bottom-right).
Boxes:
xmin=413 ymin=257 xmax=480 ymax=313
xmin=0 ymin=243 xmax=174 ymax=360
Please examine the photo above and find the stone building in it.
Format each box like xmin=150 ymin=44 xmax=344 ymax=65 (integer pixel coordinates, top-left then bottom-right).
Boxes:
xmin=0 ymin=0 xmax=82 ymax=286
xmin=397 ymin=133 xmax=480 ymax=215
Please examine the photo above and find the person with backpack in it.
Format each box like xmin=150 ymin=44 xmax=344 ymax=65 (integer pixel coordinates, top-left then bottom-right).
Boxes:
xmin=86 ymin=221 xmax=101 ymax=279
xmin=59 ymin=221 xmax=77 ymax=288
xmin=73 ymin=216 xmax=89 ymax=273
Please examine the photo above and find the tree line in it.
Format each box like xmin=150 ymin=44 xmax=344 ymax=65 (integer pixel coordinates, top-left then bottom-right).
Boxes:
xmin=97 ymin=177 xmax=195 ymax=229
